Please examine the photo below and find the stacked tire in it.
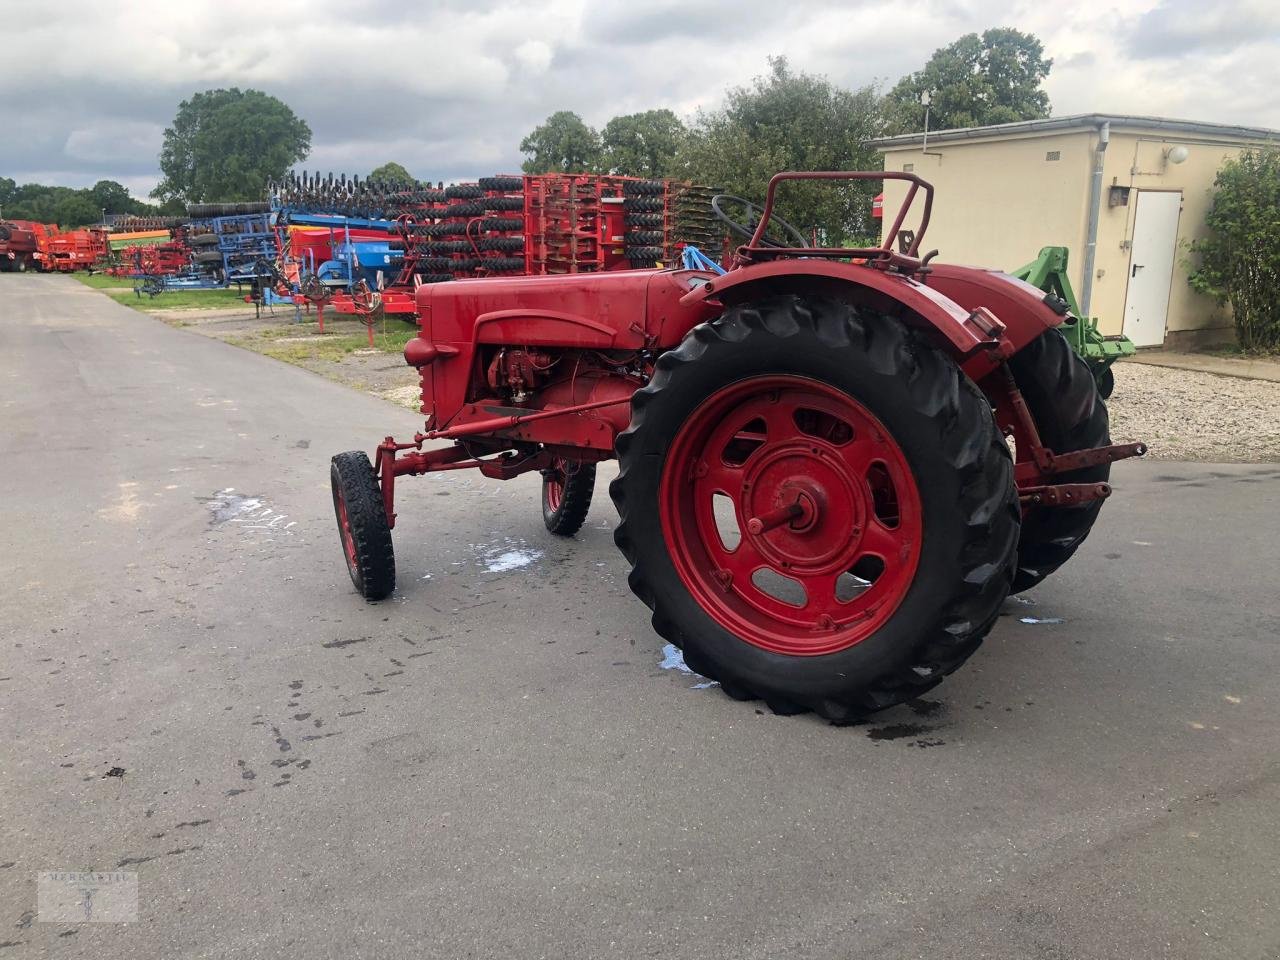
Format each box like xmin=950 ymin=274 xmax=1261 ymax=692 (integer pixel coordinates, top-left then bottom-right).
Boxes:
xmin=623 ymin=181 xmax=666 ymax=266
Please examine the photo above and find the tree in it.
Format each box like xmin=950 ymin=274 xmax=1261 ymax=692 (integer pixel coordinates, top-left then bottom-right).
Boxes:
xmin=53 ymin=193 xmax=101 ymax=228
xmin=90 ymin=180 xmax=134 ymax=215
xmin=1188 ymin=149 xmax=1280 ymax=352
xmin=676 ymin=57 xmax=884 ymax=243
xmin=519 ymin=111 xmax=601 ymax=173
xmin=600 ymin=109 xmax=686 ymax=178
xmin=884 ymin=28 xmax=1052 ymax=134
xmin=369 ymin=162 xmax=414 ymax=184
xmin=152 ymin=88 xmax=311 ymax=204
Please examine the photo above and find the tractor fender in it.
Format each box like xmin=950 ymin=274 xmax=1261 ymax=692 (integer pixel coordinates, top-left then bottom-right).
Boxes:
xmin=677 ymin=260 xmax=1010 ymax=365
xmin=923 ymin=264 xmax=1066 ymax=379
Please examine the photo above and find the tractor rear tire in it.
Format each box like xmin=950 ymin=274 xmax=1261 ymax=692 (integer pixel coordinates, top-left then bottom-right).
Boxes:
xmin=1006 ymin=329 xmax=1111 ymax=593
xmin=542 ymin=459 xmax=596 ymax=536
xmin=330 ymin=451 xmax=396 ymax=601
xmin=611 ymin=295 xmax=1019 ymax=721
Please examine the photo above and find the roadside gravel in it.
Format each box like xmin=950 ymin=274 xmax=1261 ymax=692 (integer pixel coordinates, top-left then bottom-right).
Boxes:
xmin=1107 ymin=361 xmax=1280 ymax=461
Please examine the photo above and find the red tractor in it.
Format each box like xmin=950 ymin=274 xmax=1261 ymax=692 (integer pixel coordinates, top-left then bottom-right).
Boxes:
xmin=330 ymin=172 xmax=1146 ymax=721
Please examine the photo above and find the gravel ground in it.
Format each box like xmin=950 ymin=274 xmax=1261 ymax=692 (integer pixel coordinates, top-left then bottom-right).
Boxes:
xmin=1108 ymin=361 xmax=1280 ymax=461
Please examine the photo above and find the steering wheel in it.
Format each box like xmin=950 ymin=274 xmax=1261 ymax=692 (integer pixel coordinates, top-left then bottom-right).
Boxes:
xmin=711 ymin=194 xmax=808 ymax=248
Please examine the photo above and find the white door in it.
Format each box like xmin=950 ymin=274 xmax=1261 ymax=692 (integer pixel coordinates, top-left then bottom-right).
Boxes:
xmin=1123 ymin=191 xmax=1182 ymax=347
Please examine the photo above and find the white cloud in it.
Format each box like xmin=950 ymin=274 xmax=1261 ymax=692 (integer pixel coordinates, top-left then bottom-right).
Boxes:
xmin=1 ymin=0 xmax=1277 ymax=200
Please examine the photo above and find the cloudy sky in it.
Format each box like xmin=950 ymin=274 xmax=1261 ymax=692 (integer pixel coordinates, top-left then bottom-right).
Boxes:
xmin=2 ymin=0 xmax=1278 ymax=199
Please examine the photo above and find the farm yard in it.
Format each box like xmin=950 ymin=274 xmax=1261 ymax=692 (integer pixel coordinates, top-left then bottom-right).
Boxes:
xmin=5 ymin=247 xmax=1280 ymax=960
xmin=5 ymin=4 xmax=1280 ymax=959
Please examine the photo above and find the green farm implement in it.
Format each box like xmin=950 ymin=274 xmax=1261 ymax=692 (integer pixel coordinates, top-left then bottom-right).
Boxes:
xmin=1011 ymin=246 xmax=1135 ymax=398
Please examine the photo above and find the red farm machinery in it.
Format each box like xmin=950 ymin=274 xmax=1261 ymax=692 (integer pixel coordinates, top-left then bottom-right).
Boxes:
xmin=44 ymin=227 xmax=109 ymax=272
xmin=0 ymin=220 xmax=57 ymax=272
xmin=328 ymin=170 xmax=1147 ymax=722
xmin=270 ymin=172 xmax=722 ymax=322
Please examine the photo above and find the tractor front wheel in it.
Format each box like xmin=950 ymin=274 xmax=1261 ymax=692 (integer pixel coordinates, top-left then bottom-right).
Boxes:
xmin=542 ymin=458 xmax=596 ymax=536
xmin=611 ymin=295 xmax=1020 ymax=721
xmin=330 ymin=451 xmax=396 ymax=600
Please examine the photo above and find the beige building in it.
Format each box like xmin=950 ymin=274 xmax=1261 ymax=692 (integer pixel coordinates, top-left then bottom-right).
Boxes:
xmin=871 ymin=114 xmax=1279 ymax=347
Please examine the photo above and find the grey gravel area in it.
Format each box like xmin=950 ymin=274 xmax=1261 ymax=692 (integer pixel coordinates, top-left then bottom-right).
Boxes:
xmin=1108 ymin=361 xmax=1280 ymax=461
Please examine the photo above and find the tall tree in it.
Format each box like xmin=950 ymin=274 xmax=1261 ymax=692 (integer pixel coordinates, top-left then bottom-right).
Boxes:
xmin=677 ymin=57 xmax=884 ymax=243
xmin=369 ymin=162 xmax=414 ymax=184
xmin=519 ymin=111 xmax=601 ymax=173
xmin=152 ymin=88 xmax=311 ymax=204
xmin=600 ymin=109 xmax=686 ymax=178
xmin=89 ymin=180 xmax=134 ymax=215
xmin=884 ymin=28 xmax=1052 ymax=134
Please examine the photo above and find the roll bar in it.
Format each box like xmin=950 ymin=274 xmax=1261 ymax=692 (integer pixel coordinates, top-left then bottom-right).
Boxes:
xmin=742 ymin=171 xmax=935 ymax=268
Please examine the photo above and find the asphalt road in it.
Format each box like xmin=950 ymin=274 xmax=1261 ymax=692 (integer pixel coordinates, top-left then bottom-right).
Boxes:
xmin=3 ymin=273 xmax=1280 ymax=959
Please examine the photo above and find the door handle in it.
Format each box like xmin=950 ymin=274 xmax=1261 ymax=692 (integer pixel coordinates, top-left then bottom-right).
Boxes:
xmin=1132 ymin=263 xmax=1144 ymax=277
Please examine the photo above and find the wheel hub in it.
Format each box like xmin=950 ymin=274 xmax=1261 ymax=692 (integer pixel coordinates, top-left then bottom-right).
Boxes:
xmin=741 ymin=442 xmax=866 ymax=574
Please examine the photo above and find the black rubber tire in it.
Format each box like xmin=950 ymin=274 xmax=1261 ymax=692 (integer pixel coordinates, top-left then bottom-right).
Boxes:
xmin=542 ymin=461 xmax=596 ymax=536
xmin=479 ymin=176 xmax=524 ymax=192
xmin=623 ymin=197 xmax=663 ymax=212
xmin=625 ymin=213 xmax=663 ymax=228
xmin=623 ymin=180 xmax=665 ymax=196
xmin=330 ymin=451 xmax=395 ymax=601
xmin=445 ymin=184 xmax=484 ymax=199
xmin=194 ymin=250 xmax=224 ymax=264
xmin=625 ymin=230 xmax=663 ymax=245
xmin=420 ymin=190 xmax=449 ymax=203
xmin=189 ymin=233 xmax=220 ymax=246
xmin=1006 ymin=329 xmax=1111 ymax=593
xmin=479 ymin=217 xmax=524 ymax=232
xmin=479 ymin=236 xmax=525 ymax=252
xmin=483 ymin=196 xmax=525 ymax=211
xmin=417 ymin=257 xmax=455 ymax=271
xmin=1096 ymin=365 xmax=1116 ymax=399
xmin=626 ymin=246 xmax=664 ymax=262
xmin=611 ymin=295 xmax=1019 ymax=721
xmin=421 ymin=273 xmax=456 ymax=283
xmin=426 ymin=240 xmax=469 ymax=254
xmin=444 ymin=202 xmax=485 ymax=218
xmin=481 ymin=257 xmax=525 ymax=272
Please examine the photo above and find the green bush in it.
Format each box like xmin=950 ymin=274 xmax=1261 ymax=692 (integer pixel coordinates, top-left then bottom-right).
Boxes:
xmin=1188 ymin=149 xmax=1280 ymax=352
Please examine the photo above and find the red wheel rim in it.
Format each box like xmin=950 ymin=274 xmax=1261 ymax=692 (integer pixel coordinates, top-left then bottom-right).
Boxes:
xmin=544 ymin=459 xmax=566 ymax=513
xmin=336 ymin=493 xmax=358 ymax=572
xmin=658 ymin=375 xmax=923 ymax=656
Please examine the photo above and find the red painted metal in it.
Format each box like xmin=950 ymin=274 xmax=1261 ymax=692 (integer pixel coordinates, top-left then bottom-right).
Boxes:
xmin=657 ymin=375 xmax=922 ymax=656
xmin=45 ymin=228 xmax=109 ymax=272
xmin=678 ymin=259 xmax=1007 ymax=364
xmin=1019 ymin=483 xmax=1112 ymax=506
xmin=0 ymin=220 xmax=57 ymax=271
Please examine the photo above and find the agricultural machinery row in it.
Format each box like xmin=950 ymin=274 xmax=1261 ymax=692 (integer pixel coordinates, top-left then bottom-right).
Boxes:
xmin=265 ymin=170 xmax=724 ymax=321
xmin=328 ymin=170 xmax=1147 ymax=722
xmin=0 ymin=220 xmax=112 ymax=273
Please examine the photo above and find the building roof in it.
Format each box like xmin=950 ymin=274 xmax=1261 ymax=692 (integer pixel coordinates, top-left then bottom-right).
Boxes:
xmin=868 ymin=113 xmax=1280 ymax=150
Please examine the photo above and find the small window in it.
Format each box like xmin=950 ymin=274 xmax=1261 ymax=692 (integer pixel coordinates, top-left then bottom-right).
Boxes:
xmin=1045 ymin=150 xmax=1061 ymax=162
xmin=903 ymin=163 xmax=915 ymax=172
